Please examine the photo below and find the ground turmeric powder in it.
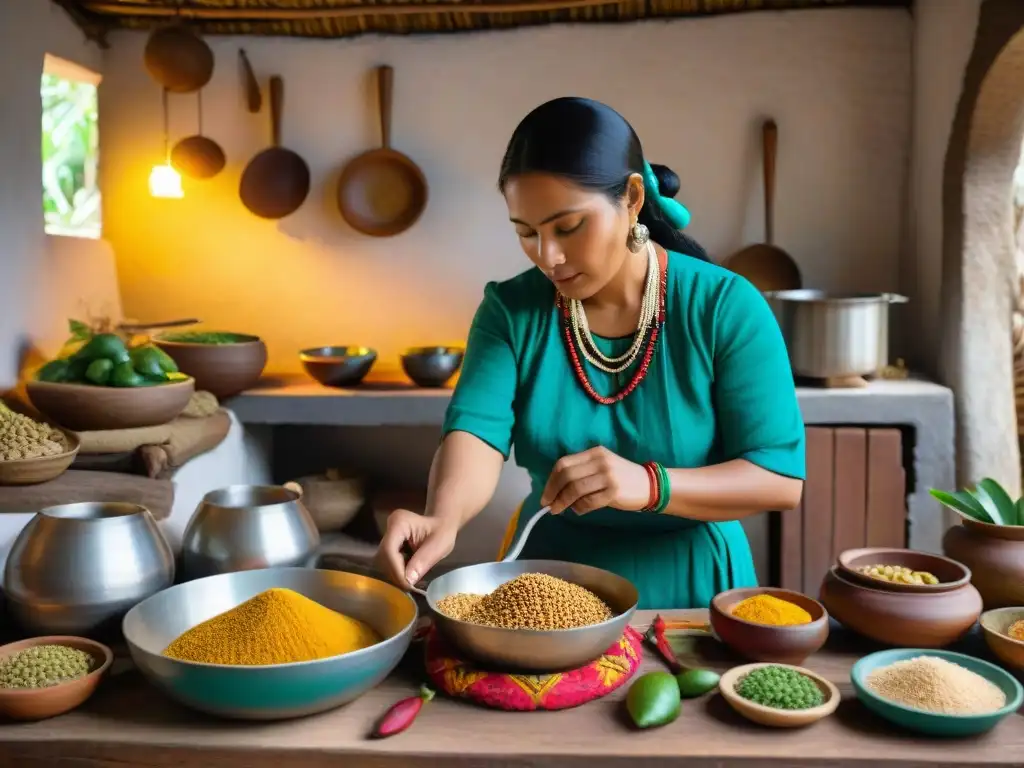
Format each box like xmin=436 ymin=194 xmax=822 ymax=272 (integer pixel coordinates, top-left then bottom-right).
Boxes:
xmin=162 ymin=587 xmax=382 ymax=665
xmin=730 ymin=594 xmax=812 ymax=626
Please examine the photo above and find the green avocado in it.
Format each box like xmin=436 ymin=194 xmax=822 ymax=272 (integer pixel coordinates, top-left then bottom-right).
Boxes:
xmin=130 ymin=345 xmax=168 ymax=378
xmin=110 ymin=361 xmax=146 ymax=388
xmin=72 ymin=333 xmax=130 ymax=365
xmin=84 ymin=358 xmax=114 ymax=386
xmin=626 ymin=672 xmax=681 ymax=729
xmin=36 ymin=360 xmax=70 ymax=383
xmin=675 ymin=668 xmax=721 ymax=699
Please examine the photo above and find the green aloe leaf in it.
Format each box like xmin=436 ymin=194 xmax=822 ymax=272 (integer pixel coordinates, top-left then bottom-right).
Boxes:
xmin=978 ymin=478 xmax=1016 ymax=525
xmin=929 ymin=488 xmax=993 ymax=523
xmin=1016 ymin=498 xmax=1024 ymax=528
xmin=969 ymin=484 xmax=1006 ymax=526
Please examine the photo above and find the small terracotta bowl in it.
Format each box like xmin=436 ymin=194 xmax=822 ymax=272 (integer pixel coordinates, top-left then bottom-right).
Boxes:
xmin=710 ymin=587 xmax=829 ymax=665
xmin=980 ymin=607 xmax=1024 ymax=671
xmin=0 ymin=636 xmax=114 ymax=721
xmin=819 ymin=567 xmax=982 ymax=648
xmin=837 ymin=547 xmax=971 ymax=594
xmin=719 ymin=662 xmax=840 ymax=728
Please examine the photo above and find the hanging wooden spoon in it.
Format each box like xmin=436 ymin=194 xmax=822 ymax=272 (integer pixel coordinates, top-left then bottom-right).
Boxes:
xmin=721 ymin=120 xmax=802 ymax=291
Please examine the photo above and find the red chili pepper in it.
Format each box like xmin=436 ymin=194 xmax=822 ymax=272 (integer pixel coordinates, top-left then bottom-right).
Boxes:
xmin=373 ymin=685 xmax=434 ymax=738
xmin=644 ymin=614 xmax=683 ymax=674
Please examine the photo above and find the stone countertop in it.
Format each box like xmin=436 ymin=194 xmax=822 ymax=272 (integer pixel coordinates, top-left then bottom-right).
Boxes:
xmin=226 ymin=375 xmax=953 ymax=427
xmin=3 ymin=610 xmax=1020 ymax=768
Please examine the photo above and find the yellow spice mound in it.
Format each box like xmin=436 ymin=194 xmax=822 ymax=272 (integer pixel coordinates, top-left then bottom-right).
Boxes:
xmin=162 ymin=587 xmax=382 ymax=666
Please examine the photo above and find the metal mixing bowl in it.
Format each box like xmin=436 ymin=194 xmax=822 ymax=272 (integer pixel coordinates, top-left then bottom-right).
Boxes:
xmin=4 ymin=502 xmax=175 ymax=636
xmin=180 ymin=485 xmax=321 ymax=581
xmin=400 ymin=346 xmax=464 ymax=387
xmin=425 ymin=559 xmax=638 ymax=672
xmin=299 ymin=346 xmax=377 ymax=387
xmin=122 ymin=567 xmax=417 ymax=720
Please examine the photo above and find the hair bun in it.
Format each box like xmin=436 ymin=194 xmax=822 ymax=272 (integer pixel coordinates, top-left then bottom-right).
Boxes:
xmin=649 ymin=164 xmax=680 ymax=199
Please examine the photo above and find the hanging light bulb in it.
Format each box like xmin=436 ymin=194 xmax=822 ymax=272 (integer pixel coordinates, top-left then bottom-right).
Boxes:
xmin=150 ymin=87 xmax=183 ymax=199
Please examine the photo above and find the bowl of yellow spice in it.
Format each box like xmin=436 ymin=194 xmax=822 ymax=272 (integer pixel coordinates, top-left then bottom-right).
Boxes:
xmin=710 ymin=587 xmax=829 ymax=665
xmin=122 ymin=566 xmax=417 ymax=720
xmin=980 ymin=607 xmax=1024 ymax=672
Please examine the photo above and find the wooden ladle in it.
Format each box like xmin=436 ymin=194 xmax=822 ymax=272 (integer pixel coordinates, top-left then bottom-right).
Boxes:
xmin=170 ymin=90 xmax=225 ymax=180
xmin=239 ymin=76 xmax=311 ymax=220
xmin=722 ymin=120 xmax=802 ymax=291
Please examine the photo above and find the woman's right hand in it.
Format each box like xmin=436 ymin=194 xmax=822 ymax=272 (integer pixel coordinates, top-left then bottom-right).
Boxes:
xmin=376 ymin=509 xmax=458 ymax=589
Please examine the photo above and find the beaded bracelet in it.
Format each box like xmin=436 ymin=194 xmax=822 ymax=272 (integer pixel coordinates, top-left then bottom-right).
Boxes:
xmin=653 ymin=462 xmax=672 ymax=514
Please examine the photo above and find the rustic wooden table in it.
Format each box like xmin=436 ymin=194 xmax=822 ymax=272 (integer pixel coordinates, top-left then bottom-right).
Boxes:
xmin=2 ymin=610 xmax=1022 ymax=767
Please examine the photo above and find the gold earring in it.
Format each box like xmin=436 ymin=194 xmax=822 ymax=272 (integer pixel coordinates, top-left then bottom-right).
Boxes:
xmin=627 ymin=219 xmax=649 ymax=253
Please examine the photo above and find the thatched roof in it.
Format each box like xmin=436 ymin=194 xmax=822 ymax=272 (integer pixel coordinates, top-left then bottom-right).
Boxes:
xmin=57 ymin=0 xmax=911 ymax=44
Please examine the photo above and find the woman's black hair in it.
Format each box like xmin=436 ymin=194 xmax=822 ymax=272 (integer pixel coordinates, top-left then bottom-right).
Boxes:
xmin=498 ymin=97 xmax=709 ymax=262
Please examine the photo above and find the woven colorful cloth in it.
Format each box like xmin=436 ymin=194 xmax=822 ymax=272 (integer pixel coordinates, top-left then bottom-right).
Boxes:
xmin=424 ymin=625 xmax=643 ymax=711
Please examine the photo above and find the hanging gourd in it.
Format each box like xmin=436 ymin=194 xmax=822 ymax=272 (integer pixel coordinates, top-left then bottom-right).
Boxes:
xmin=144 ymin=23 xmax=214 ymax=94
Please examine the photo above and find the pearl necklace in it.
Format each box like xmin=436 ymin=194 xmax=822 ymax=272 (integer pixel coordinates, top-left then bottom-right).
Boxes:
xmin=567 ymin=242 xmax=660 ymax=374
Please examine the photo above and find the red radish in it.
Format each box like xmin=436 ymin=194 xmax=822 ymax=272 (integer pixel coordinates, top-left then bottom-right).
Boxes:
xmin=373 ymin=686 xmax=434 ymax=738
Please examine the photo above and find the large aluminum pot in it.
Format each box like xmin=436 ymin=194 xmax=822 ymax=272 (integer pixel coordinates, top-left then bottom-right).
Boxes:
xmin=764 ymin=290 xmax=908 ymax=379
xmin=4 ymin=502 xmax=175 ymax=636
xmin=181 ymin=485 xmax=320 ymax=581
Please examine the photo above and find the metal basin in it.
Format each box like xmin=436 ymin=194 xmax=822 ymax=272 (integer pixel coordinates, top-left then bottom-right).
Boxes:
xmin=4 ymin=502 xmax=175 ymax=636
xmin=425 ymin=559 xmax=638 ymax=672
xmin=122 ymin=567 xmax=417 ymax=720
xmin=181 ymin=485 xmax=320 ymax=581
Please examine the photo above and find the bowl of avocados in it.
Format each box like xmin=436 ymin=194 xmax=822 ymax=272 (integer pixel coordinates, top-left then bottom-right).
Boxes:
xmin=153 ymin=331 xmax=267 ymax=400
xmin=28 ymin=333 xmax=195 ymax=431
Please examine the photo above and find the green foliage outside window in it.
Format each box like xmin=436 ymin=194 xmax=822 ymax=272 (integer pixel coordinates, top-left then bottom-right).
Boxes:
xmin=42 ymin=73 xmax=100 ymax=238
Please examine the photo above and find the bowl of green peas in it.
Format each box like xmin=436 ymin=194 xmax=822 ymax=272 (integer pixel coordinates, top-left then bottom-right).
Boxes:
xmin=718 ymin=662 xmax=840 ymax=728
xmin=0 ymin=635 xmax=114 ymax=720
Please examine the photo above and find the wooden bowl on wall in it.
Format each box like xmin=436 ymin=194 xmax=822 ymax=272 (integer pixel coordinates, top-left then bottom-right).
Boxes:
xmin=0 ymin=635 xmax=113 ymax=721
xmin=26 ymin=379 xmax=195 ymax=431
xmin=0 ymin=431 xmax=80 ymax=486
xmin=819 ymin=567 xmax=982 ymax=647
xmin=710 ymin=587 xmax=829 ymax=665
xmin=837 ymin=547 xmax=971 ymax=593
xmin=154 ymin=335 xmax=267 ymax=400
xmin=979 ymin=607 xmax=1024 ymax=671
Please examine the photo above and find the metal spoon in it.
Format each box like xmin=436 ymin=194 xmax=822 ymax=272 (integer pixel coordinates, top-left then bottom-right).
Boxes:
xmin=407 ymin=506 xmax=551 ymax=598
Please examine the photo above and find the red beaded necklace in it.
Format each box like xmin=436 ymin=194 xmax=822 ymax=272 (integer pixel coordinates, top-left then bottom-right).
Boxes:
xmin=557 ymin=249 xmax=667 ymax=405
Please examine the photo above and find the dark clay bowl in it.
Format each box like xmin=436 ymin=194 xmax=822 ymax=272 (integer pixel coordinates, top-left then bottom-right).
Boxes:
xmin=819 ymin=567 xmax=982 ymax=648
xmin=837 ymin=547 xmax=972 ymax=594
xmin=400 ymin=346 xmax=464 ymax=388
xmin=710 ymin=587 xmax=829 ymax=665
xmin=300 ymin=346 xmax=377 ymax=388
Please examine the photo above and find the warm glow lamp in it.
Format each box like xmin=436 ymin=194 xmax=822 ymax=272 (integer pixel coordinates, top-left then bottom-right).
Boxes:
xmin=149 ymin=164 xmax=183 ymax=198
xmin=151 ymin=87 xmax=183 ymax=199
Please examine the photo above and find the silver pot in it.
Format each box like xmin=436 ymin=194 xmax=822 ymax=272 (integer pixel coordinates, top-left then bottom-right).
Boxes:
xmin=181 ymin=485 xmax=320 ymax=581
xmin=4 ymin=502 xmax=175 ymax=636
xmin=764 ymin=290 xmax=908 ymax=379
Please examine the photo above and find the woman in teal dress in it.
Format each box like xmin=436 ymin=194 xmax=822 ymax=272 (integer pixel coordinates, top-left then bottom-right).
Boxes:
xmin=378 ymin=97 xmax=805 ymax=609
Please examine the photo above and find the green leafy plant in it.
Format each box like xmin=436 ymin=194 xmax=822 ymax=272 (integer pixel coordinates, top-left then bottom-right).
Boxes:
xmin=930 ymin=478 xmax=1024 ymax=526
xmin=41 ymin=73 xmax=100 ymax=238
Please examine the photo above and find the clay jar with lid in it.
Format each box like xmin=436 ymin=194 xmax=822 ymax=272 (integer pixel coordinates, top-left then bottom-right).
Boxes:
xmin=943 ymin=519 xmax=1024 ymax=609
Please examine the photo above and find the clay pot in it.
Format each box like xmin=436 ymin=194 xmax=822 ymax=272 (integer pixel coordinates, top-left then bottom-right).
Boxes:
xmin=943 ymin=520 xmax=1024 ymax=609
xmin=709 ymin=587 xmax=829 ymax=665
xmin=819 ymin=567 xmax=981 ymax=647
xmin=283 ymin=471 xmax=365 ymax=533
xmin=837 ymin=547 xmax=971 ymax=593
xmin=154 ymin=336 xmax=267 ymax=400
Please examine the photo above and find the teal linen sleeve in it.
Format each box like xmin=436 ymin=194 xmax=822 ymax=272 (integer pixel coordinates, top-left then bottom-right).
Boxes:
xmin=713 ymin=276 xmax=806 ymax=479
xmin=441 ymin=283 xmax=518 ymax=460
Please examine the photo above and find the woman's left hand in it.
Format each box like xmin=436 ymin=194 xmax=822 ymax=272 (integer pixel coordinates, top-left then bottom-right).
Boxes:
xmin=540 ymin=446 xmax=651 ymax=515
